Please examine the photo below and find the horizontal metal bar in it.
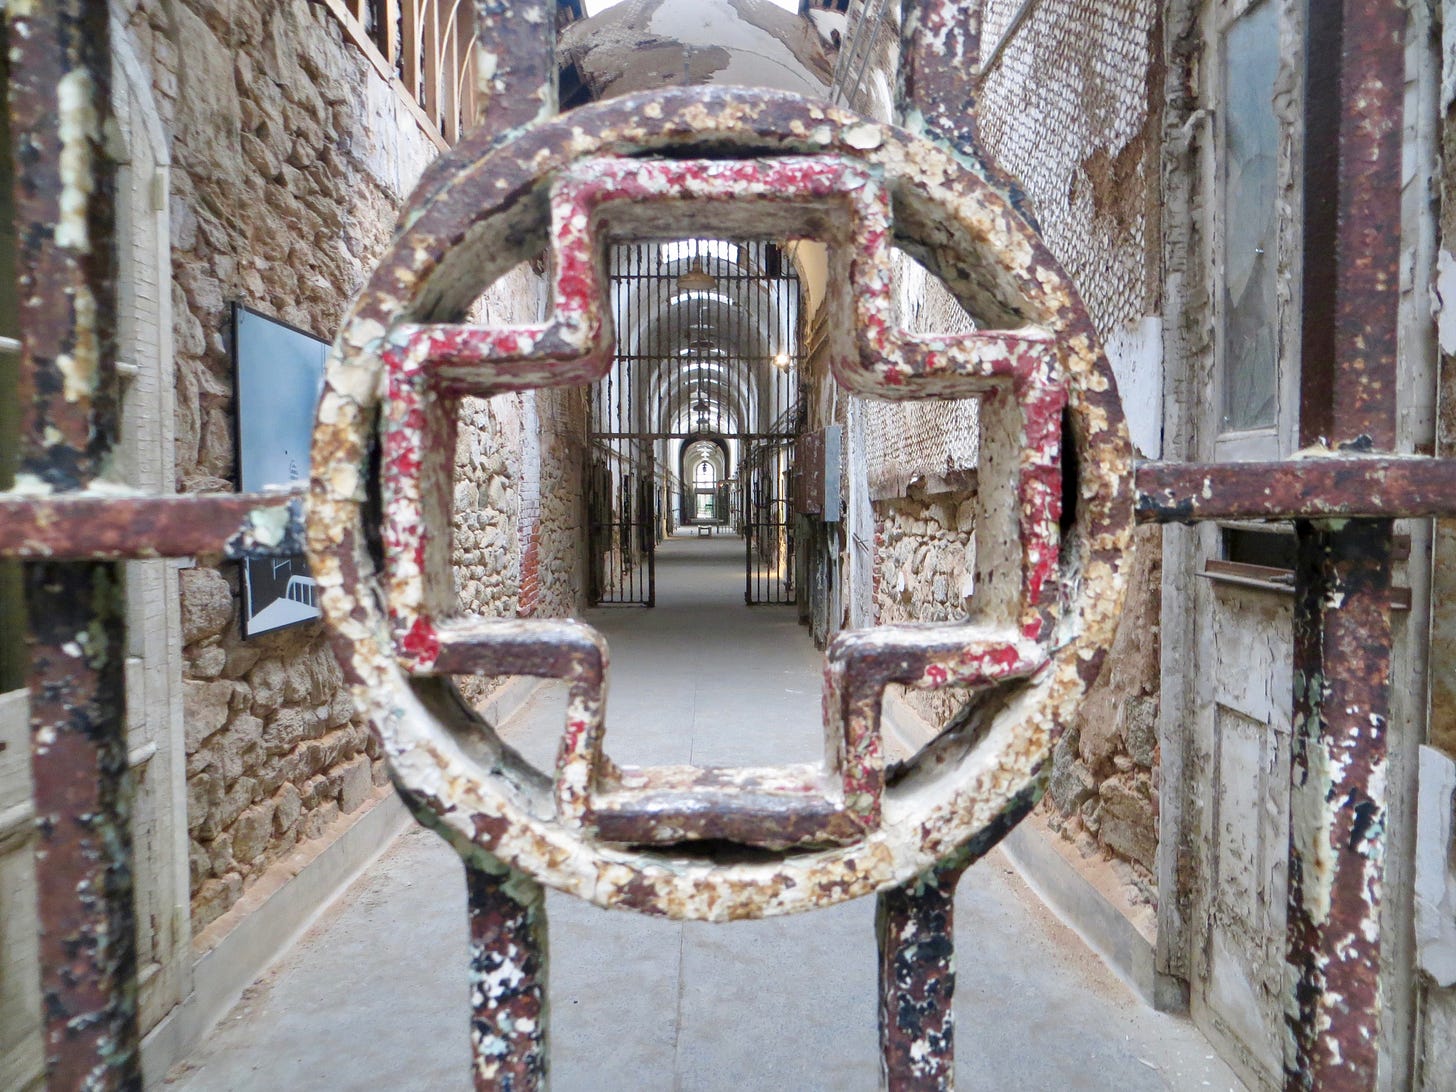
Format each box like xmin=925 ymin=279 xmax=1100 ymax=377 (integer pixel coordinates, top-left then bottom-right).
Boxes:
xmin=0 ymin=490 xmax=305 ymax=560
xmin=1199 ymin=559 xmax=1411 ymax=609
xmin=1135 ymin=456 xmax=1456 ymax=523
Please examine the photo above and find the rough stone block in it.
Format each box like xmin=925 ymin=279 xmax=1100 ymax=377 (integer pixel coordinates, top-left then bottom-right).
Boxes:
xmin=217 ymin=713 xmax=264 ymax=775
xmin=1048 ymin=732 xmax=1097 ymax=816
xmin=1124 ymin=695 xmax=1158 ymax=767
xmin=208 ymin=831 xmax=235 ymax=875
xmin=180 ymin=567 xmax=234 ymax=645
xmin=1100 ymin=771 xmax=1152 ymax=820
xmin=187 ymin=770 xmax=223 ymax=836
xmin=250 ymin=657 xmax=287 ymax=713
xmin=301 ymin=773 xmax=332 ymax=808
xmin=188 ymin=839 xmax=210 ymax=891
xmin=216 ymin=776 xmax=259 ymax=830
xmin=273 ymin=782 xmax=303 ymax=835
xmin=193 ymin=871 xmax=244 ymax=933
xmin=184 ymin=678 xmax=237 ymax=752
xmin=232 ymin=800 xmax=276 ymax=865
xmin=301 ymin=800 xmax=340 ymax=842
xmin=1101 ymin=813 xmax=1157 ymax=873
xmin=264 ymin=707 xmax=308 ymax=755
xmin=336 ymin=754 xmax=373 ymax=814
xmin=191 ymin=644 xmax=227 ymax=679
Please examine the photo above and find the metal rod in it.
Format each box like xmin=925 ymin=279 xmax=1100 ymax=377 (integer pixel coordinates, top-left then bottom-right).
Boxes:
xmin=0 ymin=490 xmax=306 ymax=559
xmin=876 ymin=857 xmax=971 ymax=1090
xmin=6 ymin=1 xmax=142 ymax=1087
xmin=1284 ymin=1 xmax=1404 ymax=1087
xmin=1132 ymin=457 xmax=1456 ymax=523
xmin=466 ymin=857 xmax=549 ymax=1091
xmin=470 ymin=0 xmax=555 ymax=136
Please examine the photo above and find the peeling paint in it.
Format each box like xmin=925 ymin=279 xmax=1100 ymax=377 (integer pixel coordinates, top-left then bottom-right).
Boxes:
xmin=307 ymin=86 xmax=1133 ymax=936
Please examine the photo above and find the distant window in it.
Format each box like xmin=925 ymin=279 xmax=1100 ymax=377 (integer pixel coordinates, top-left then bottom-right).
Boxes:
xmin=1219 ymin=0 xmax=1280 ymax=432
xmin=660 ymin=239 xmax=740 ymax=267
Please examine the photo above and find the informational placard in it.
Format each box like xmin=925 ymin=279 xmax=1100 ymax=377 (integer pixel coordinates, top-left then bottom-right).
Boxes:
xmin=233 ymin=304 xmax=328 ymax=637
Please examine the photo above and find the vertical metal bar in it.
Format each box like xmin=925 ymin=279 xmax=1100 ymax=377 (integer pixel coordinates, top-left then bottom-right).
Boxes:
xmin=6 ymin=1 xmax=141 ymax=1086
xmin=876 ymin=857 xmax=970 ymax=1091
xmin=423 ymin=0 xmax=441 ymax=129
xmin=402 ymin=0 xmax=422 ymax=98
xmin=646 ymin=454 xmax=656 ymax=607
xmin=466 ymin=858 xmax=548 ymax=1091
xmin=895 ymin=0 xmax=1035 ymax=225
xmin=634 ymin=245 xmax=640 ymax=602
xmin=1285 ymin=2 xmax=1403 ymax=1088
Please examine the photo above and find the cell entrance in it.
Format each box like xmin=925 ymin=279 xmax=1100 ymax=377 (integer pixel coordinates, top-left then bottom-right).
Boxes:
xmin=586 ymin=238 xmax=802 ymax=607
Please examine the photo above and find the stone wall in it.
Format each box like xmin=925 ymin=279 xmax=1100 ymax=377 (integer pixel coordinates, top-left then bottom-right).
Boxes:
xmin=118 ymin=0 xmax=561 ymax=930
xmin=121 ymin=0 xmax=443 ymax=930
xmin=1045 ymin=524 xmax=1162 ymax=900
xmin=452 ymin=378 xmax=589 ymax=704
xmin=530 ymin=387 xmax=590 ymax=620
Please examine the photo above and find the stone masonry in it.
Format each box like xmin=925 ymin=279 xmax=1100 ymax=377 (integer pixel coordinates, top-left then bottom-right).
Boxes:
xmin=124 ymin=0 xmax=442 ymax=930
xmin=118 ymin=0 xmax=567 ymax=930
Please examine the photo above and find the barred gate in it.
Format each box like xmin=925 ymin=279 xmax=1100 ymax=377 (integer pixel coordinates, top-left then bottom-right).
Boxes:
xmin=743 ymin=439 xmax=796 ymax=605
xmin=589 ymin=236 xmax=802 ymax=603
xmin=1 ymin=4 xmax=1449 ymax=1092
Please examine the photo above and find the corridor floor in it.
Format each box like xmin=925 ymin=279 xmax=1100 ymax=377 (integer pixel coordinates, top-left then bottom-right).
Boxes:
xmin=169 ymin=534 xmax=1244 ymax=1091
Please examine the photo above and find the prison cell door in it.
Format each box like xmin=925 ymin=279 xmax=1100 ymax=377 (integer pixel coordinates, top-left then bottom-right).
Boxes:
xmin=744 ymin=442 xmax=795 ymax=605
xmin=587 ymin=454 xmax=656 ymax=606
xmin=1170 ymin=3 xmax=1427 ymax=1086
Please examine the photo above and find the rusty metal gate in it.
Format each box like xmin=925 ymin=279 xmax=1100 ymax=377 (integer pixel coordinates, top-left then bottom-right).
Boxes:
xmin=586 ymin=447 xmax=656 ymax=606
xmin=589 ymin=236 xmax=801 ymax=605
xmin=743 ymin=438 xmax=797 ymax=605
xmin=1 ymin=3 xmax=1451 ymax=1091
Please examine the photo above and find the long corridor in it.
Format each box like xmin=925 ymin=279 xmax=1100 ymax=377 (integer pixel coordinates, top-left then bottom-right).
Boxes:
xmin=170 ymin=535 xmax=1243 ymax=1091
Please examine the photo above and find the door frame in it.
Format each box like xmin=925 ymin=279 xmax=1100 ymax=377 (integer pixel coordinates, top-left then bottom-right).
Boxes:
xmin=1158 ymin=1 xmax=1438 ymax=1088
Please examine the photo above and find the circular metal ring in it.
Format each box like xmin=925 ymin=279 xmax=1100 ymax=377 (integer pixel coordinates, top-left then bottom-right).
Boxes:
xmin=307 ymin=87 xmax=1133 ymax=921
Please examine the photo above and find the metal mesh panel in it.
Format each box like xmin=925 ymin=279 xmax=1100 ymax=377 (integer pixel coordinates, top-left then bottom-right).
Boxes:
xmin=862 ymin=253 xmax=979 ymax=500
xmin=977 ymin=0 xmax=1161 ymax=337
xmin=861 ymin=0 xmax=1160 ymax=500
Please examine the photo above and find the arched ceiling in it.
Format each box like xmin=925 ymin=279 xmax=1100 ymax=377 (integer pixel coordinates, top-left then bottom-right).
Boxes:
xmin=560 ymin=0 xmax=835 ymax=102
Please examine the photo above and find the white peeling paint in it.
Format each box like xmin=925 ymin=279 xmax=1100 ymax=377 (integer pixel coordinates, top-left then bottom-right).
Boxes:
xmin=1415 ymin=745 xmax=1456 ymax=987
xmin=1101 ymin=315 xmax=1162 ymax=458
xmin=1434 ymin=248 xmax=1456 ymax=355
xmin=56 ymin=68 xmax=98 ymax=252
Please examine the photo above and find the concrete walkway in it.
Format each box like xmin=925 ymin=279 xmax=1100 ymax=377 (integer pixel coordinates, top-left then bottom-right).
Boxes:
xmin=169 ymin=534 xmax=1244 ymax=1091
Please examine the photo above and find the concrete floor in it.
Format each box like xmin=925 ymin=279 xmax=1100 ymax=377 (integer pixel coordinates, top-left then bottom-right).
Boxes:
xmin=168 ymin=534 xmax=1244 ymax=1091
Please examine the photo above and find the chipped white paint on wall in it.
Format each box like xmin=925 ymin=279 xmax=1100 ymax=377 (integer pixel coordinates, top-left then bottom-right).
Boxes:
xmin=1416 ymin=745 xmax=1456 ymax=987
xmin=1103 ymin=316 xmax=1162 ymax=459
xmin=1433 ymin=248 xmax=1456 ymax=356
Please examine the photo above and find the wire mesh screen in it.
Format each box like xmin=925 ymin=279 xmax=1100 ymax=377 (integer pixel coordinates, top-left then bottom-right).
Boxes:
xmin=861 ymin=252 xmax=981 ymax=501
xmin=588 ymin=239 xmax=802 ymax=605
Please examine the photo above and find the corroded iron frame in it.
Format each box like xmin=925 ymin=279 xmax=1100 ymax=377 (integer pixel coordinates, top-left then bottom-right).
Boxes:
xmin=306 ymin=83 xmax=1133 ymax=1088
xmin=0 ymin=3 xmax=1448 ymax=1092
